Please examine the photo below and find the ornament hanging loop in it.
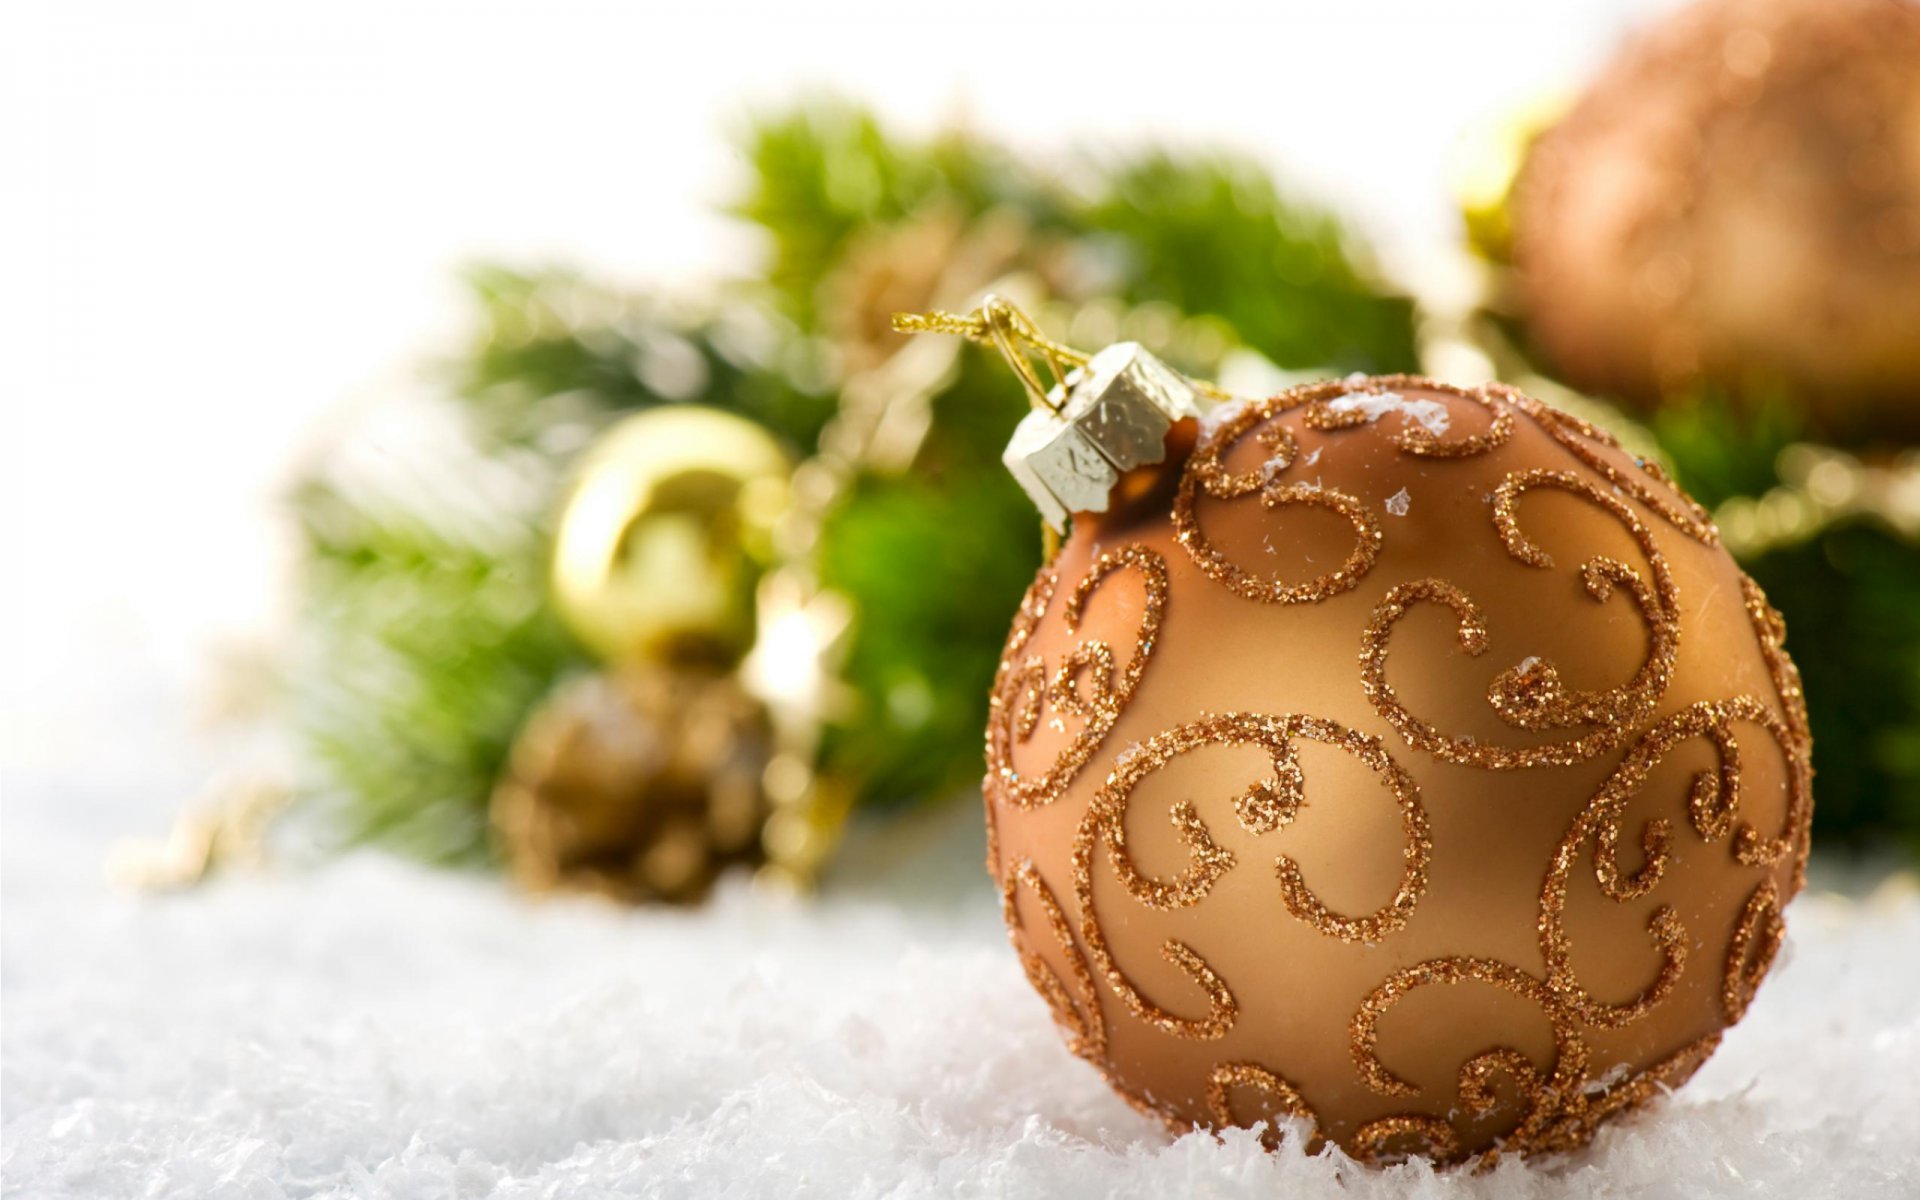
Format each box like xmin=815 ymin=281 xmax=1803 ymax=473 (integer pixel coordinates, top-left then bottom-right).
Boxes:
xmin=892 ymin=295 xmax=1088 ymax=415
xmin=980 ymin=295 xmax=1077 ymax=414
xmin=895 ymin=295 xmax=1206 ymax=540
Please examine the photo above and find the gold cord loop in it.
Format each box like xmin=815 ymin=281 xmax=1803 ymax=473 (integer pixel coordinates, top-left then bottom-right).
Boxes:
xmin=893 ymin=294 xmax=1090 ymax=414
xmin=894 ymin=296 xmax=1236 ymax=406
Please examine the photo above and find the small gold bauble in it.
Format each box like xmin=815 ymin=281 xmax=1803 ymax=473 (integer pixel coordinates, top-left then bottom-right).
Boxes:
xmin=552 ymin=406 xmax=792 ymax=665
xmin=492 ymin=666 xmax=775 ymax=904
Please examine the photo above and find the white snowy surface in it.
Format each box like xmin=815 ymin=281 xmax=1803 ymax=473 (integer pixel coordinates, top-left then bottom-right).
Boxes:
xmin=5 ymin=776 xmax=1919 ymax=1200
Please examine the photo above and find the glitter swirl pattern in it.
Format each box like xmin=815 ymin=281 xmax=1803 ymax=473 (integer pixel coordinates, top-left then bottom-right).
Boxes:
xmin=1206 ymin=1062 xmax=1320 ymax=1151
xmin=1001 ymin=857 xmax=1106 ymax=1062
xmin=984 ymin=545 xmax=1168 ymax=811
xmin=1076 ymin=713 xmax=1430 ymax=946
xmin=1723 ymin=879 xmax=1785 ymax=1024
xmin=983 ymin=375 xmax=1811 ymax=1165
xmin=1500 ymin=386 xmax=1720 ymax=544
xmin=1171 ymin=377 xmax=1519 ymax=606
xmin=1359 ymin=469 xmax=1682 ymax=770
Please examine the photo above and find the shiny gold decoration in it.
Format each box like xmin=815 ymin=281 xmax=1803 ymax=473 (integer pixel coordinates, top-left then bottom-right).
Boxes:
xmin=741 ymin=571 xmax=856 ymax=892
xmin=551 ymin=406 xmax=792 ymax=666
xmin=965 ymin=370 xmax=1810 ymax=1164
xmin=492 ymin=665 xmax=774 ymax=904
xmin=537 ymin=402 xmax=867 ymax=898
xmin=105 ymin=776 xmax=286 ymax=891
xmin=1510 ymin=0 xmax=1920 ymax=439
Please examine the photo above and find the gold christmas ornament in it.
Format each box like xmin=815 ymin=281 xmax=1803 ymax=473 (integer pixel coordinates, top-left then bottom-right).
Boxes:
xmin=1510 ymin=0 xmax=1920 ymax=440
xmin=551 ymin=406 xmax=792 ymax=666
xmin=492 ymin=666 xmax=774 ymax=904
xmin=901 ymin=304 xmax=1812 ymax=1164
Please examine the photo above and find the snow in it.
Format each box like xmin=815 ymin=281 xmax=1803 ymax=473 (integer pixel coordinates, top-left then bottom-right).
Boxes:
xmin=5 ymin=776 xmax=1919 ymax=1198
xmin=1325 ymin=390 xmax=1452 ymax=438
xmin=1198 ymin=394 xmax=1260 ymax=438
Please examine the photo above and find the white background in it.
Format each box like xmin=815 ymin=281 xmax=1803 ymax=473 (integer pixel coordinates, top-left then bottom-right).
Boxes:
xmin=2 ymin=0 xmax=1681 ymax=798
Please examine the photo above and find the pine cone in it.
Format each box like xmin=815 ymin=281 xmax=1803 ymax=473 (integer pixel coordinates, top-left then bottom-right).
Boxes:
xmin=491 ymin=667 xmax=772 ymax=904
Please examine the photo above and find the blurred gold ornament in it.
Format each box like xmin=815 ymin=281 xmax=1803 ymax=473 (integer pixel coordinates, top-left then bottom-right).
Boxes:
xmin=551 ymin=406 xmax=792 ymax=666
xmin=740 ymin=568 xmax=857 ymax=891
xmin=518 ymin=408 xmax=860 ymax=905
xmin=1450 ymin=91 xmax=1570 ymax=265
xmin=492 ymin=666 xmax=775 ymax=904
xmin=825 ymin=203 xmax=1034 ymax=374
xmin=1510 ymin=0 xmax=1920 ymax=440
xmin=106 ymin=775 xmax=285 ymax=891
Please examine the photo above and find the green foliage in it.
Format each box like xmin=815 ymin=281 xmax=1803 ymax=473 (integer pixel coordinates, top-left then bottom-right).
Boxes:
xmin=1745 ymin=522 xmax=1920 ymax=856
xmin=457 ymin=267 xmax=839 ymax=452
xmin=732 ymin=104 xmax=1046 ymax=327
xmin=814 ymin=352 xmax=1040 ymax=805
xmin=290 ymin=472 xmax=589 ymax=864
xmin=733 ymin=103 xmax=1419 ymax=373
xmin=1083 ymin=153 xmax=1419 ymax=373
xmin=1648 ymin=389 xmax=1804 ymax=512
xmin=282 ymin=99 xmax=1445 ymax=862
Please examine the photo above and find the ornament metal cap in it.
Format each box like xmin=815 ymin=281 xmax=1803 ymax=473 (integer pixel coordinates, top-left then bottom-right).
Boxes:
xmin=1002 ymin=342 xmax=1203 ymax=531
xmin=891 ymin=296 xmax=1207 ymax=534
